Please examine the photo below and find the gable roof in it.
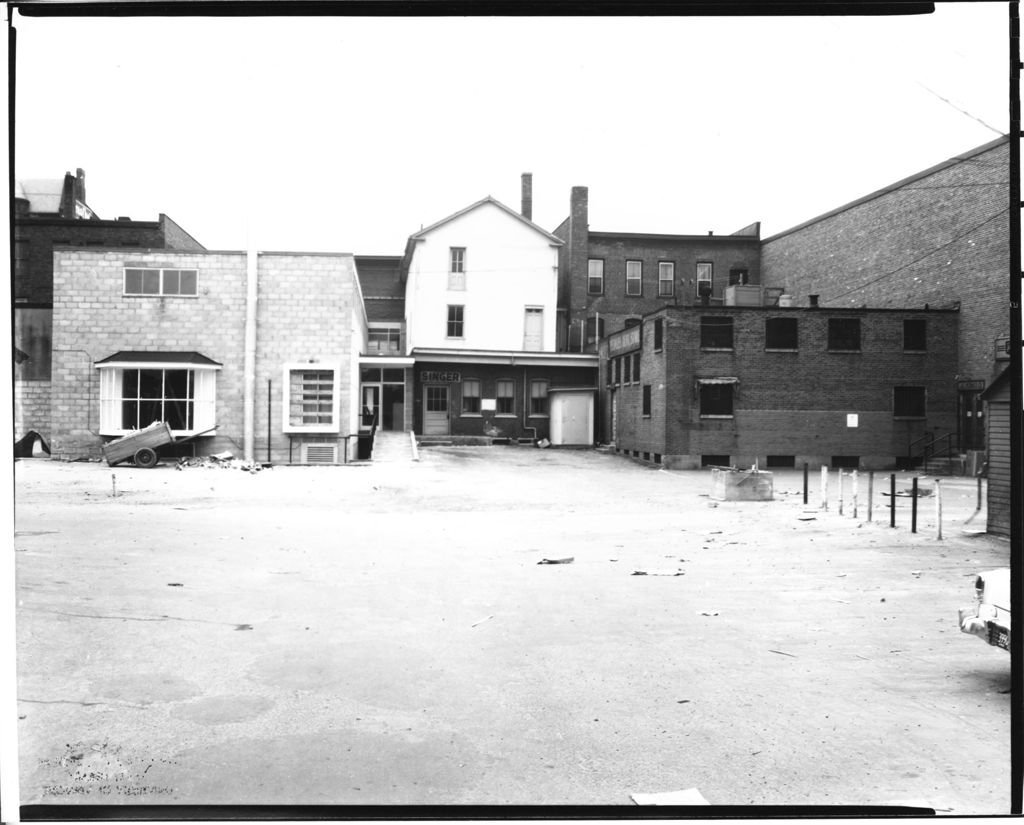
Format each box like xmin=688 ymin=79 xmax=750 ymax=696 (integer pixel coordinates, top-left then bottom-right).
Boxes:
xmin=980 ymin=366 xmax=1013 ymax=401
xmin=410 ymin=196 xmax=564 ymax=246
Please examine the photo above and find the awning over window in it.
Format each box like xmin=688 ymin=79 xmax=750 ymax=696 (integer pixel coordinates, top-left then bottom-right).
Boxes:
xmin=696 ymin=376 xmax=739 ymax=385
xmin=95 ymin=351 xmax=222 ymax=369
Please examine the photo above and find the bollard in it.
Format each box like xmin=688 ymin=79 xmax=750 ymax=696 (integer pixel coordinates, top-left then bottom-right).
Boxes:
xmin=890 ymin=474 xmax=896 ymax=527
xmin=111 ymin=473 xmax=117 ymax=498
xmin=821 ymin=465 xmax=829 ymax=511
xmin=911 ymin=477 xmax=918 ymax=534
xmin=852 ymin=469 xmax=859 ymax=519
xmin=803 ymin=462 xmax=809 ymax=505
xmin=936 ymin=479 xmax=943 ymax=540
xmin=838 ymin=469 xmax=844 ymax=516
xmin=867 ymin=472 xmax=874 ymax=522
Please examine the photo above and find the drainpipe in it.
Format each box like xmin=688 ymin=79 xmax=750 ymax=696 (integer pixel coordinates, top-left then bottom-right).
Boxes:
xmin=522 ymin=365 xmax=537 ymax=444
xmin=243 ymin=245 xmax=258 ymax=462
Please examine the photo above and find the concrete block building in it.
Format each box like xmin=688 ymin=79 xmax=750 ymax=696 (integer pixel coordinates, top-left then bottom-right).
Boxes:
xmin=14 ymin=169 xmax=204 ymax=443
xmin=50 ymin=248 xmax=366 ymax=464
xmin=599 ymin=304 xmax=959 ymax=470
xmin=761 ymin=136 xmax=1010 ymax=461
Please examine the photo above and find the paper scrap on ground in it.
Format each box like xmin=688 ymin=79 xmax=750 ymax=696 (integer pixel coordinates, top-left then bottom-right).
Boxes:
xmin=471 ymin=614 xmax=494 ymax=627
xmin=631 ymin=788 xmax=710 ymax=805
xmin=698 ymin=610 xmax=719 ymax=616
xmin=632 ymin=569 xmax=684 ymax=576
xmin=537 ymin=557 xmax=574 ymax=565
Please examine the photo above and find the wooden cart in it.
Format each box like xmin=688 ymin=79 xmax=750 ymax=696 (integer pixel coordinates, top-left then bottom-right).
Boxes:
xmin=101 ymin=422 xmax=215 ymax=468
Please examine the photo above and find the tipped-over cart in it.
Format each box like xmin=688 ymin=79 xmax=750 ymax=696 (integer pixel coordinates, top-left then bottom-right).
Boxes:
xmin=101 ymin=422 xmax=215 ymax=468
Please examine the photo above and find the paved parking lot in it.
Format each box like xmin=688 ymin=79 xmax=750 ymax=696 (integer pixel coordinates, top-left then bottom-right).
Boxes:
xmin=13 ymin=447 xmax=1013 ymax=811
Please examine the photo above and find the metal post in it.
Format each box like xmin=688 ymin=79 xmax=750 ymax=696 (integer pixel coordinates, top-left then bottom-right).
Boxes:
xmin=821 ymin=465 xmax=829 ymax=510
xmin=890 ymin=474 xmax=896 ymax=527
xmin=852 ymin=469 xmax=859 ymax=519
xmin=838 ymin=469 xmax=844 ymax=516
xmin=935 ymin=479 xmax=943 ymax=540
xmin=267 ymin=378 xmax=272 ymax=465
xmin=911 ymin=477 xmax=918 ymax=534
xmin=803 ymin=462 xmax=809 ymax=505
xmin=867 ymin=472 xmax=874 ymax=522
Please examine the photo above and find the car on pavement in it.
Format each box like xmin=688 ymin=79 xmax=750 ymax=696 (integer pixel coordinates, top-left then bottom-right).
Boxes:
xmin=959 ymin=568 xmax=1011 ymax=651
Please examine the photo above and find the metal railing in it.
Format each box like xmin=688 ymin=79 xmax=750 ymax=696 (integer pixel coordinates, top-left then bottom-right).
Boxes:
xmin=908 ymin=431 xmax=957 ymax=468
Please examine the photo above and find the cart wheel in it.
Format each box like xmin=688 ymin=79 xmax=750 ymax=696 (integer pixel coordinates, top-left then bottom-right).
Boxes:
xmin=134 ymin=448 xmax=159 ymax=468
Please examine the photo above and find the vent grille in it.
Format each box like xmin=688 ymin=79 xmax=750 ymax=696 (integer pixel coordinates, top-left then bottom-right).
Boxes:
xmin=303 ymin=443 xmax=337 ymax=464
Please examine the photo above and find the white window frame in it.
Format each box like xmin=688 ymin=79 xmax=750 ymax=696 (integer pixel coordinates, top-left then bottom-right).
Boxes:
xmin=625 ymin=260 xmax=642 ymax=296
xmin=449 ymin=247 xmax=466 ymax=290
xmin=523 ymin=306 xmax=544 ymax=351
xmin=123 ymin=267 xmax=199 ymax=297
xmin=97 ymin=360 xmax=219 ymax=437
xmin=462 ymin=378 xmax=482 ymax=416
xmin=367 ymin=324 xmax=402 ymax=354
xmin=447 ymin=305 xmax=465 ymax=338
xmin=529 ymin=379 xmax=549 ymax=418
xmin=658 ymin=262 xmax=674 ymax=297
xmin=495 ymin=378 xmax=516 ymax=417
xmin=282 ymin=362 xmax=342 ymax=434
xmin=588 ymin=259 xmax=604 ymax=295
xmin=696 ymin=262 xmax=713 ymax=296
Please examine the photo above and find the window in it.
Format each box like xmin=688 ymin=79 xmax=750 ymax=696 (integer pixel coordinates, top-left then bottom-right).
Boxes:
xmin=702 ymin=454 xmax=731 ymax=467
xmin=624 ymin=317 xmax=641 ymax=328
xmin=893 ymin=386 xmax=926 ymax=418
xmin=642 ymin=385 xmax=652 ymax=416
xmin=653 ymin=318 xmax=664 ymax=351
xmin=124 ymin=268 xmax=198 ymax=297
xmin=614 ymin=357 xmax=622 ymax=385
xmin=367 ymin=325 xmax=402 ymax=354
xmin=585 ymin=316 xmax=605 ymax=347
xmin=290 ymin=370 xmax=334 ymax=426
xmin=447 ymin=305 xmax=465 ymax=338
xmin=448 ymin=247 xmax=466 ymax=290
xmin=588 ymin=259 xmax=604 ymax=294
xmin=658 ymin=262 xmax=674 ymax=297
xmin=626 ymin=260 xmax=642 ymax=296
xmin=828 ymin=318 xmax=861 ymax=351
xmin=699 ymin=383 xmax=734 ymax=416
xmin=98 ymin=360 xmax=218 ymax=436
xmin=496 ymin=379 xmax=515 ymax=415
xmin=530 ymin=380 xmax=549 ymax=416
xmin=14 ymin=239 xmax=30 ymax=277
xmin=766 ymin=455 xmax=796 ymax=468
xmin=623 ymin=354 xmax=632 ymax=384
xmin=462 ymin=379 xmax=481 ymax=415
xmin=14 ymin=307 xmax=52 ymax=380
xmin=701 ymin=316 xmax=734 ymax=349
xmin=765 ymin=317 xmax=798 ymax=350
xmin=633 ymin=353 xmax=641 ymax=383
xmin=729 ymin=268 xmax=749 ymax=286
xmin=696 ymin=262 xmax=713 ymax=297
xmin=903 ymin=319 xmax=927 ymax=351
xmin=831 ymin=456 xmax=860 ymax=469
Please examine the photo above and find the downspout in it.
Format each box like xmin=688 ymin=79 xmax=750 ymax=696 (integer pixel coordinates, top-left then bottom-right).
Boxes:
xmin=522 ymin=365 xmax=537 ymax=444
xmin=243 ymin=246 xmax=258 ymax=462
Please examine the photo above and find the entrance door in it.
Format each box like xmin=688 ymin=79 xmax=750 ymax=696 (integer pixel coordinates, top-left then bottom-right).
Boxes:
xmin=423 ymin=385 xmax=450 ymax=435
xmin=361 ymin=385 xmax=380 ymax=429
xmin=524 ymin=308 xmax=543 ymax=351
xmin=959 ymin=390 xmax=984 ymax=450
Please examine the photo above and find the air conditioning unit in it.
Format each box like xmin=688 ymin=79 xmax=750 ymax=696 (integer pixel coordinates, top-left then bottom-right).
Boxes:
xmin=724 ymin=285 xmax=763 ymax=306
xmin=995 ymin=336 xmax=1012 ymax=361
xmin=301 ymin=442 xmax=338 ymax=464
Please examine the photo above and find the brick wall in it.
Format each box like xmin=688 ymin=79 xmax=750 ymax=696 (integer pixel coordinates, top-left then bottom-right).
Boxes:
xmin=761 ymin=137 xmax=1009 ymax=385
xmin=14 ymin=380 xmax=51 ymax=440
xmin=604 ymin=306 xmax=958 ymax=470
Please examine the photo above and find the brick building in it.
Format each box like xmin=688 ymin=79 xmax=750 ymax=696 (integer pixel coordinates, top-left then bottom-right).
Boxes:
xmin=761 ymin=136 xmax=1010 ymax=458
xmin=50 ymin=248 xmax=366 ymax=464
xmin=552 ymin=185 xmax=763 ymax=351
xmin=600 ymin=304 xmax=959 ymax=470
xmin=14 ymin=169 xmax=204 ymax=442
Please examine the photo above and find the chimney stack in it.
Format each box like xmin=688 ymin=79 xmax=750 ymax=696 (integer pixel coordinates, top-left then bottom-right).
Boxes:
xmin=521 ymin=173 xmax=533 ymax=221
xmin=809 ymin=294 xmax=820 ymax=308
xmin=75 ymin=168 xmax=86 ymax=204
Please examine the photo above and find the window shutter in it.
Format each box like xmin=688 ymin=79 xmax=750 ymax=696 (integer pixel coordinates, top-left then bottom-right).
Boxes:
xmin=193 ymin=369 xmax=217 ymax=431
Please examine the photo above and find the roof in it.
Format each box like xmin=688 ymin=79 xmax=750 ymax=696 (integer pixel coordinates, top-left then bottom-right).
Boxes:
xmin=410 ymin=196 xmax=565 ymax=246
xmin=16 ymin=178 xmax=65 ymax=214
xmin=980 ymin=366 xmax=1013 ymax=401
xmin=763 ymin=135 xmax=1011 ymax=243
xmin=95 ymin=351 xmax=223 ymax=367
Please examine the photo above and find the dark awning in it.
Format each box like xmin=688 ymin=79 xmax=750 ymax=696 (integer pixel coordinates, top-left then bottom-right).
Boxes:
xmin=95 ymin=351 xmax=222 ymax=368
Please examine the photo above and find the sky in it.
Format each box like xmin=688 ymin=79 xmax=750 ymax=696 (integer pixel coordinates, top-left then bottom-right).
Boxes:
xmin=9 ymin=3 xmax=1012 ymax=255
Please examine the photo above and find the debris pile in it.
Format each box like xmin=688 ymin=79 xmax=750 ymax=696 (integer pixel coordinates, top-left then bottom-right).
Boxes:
xmin=175 ymin=453 xmax=267 ymax=473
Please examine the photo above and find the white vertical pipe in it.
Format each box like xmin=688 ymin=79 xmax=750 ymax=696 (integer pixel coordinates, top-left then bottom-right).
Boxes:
xmin=821 ymin=465 xmax=828 ymax=510
xmin=852 ymin=470 xmax=859 ymax=519
xmin=935 ymin=479 xmax=943 ymax=540
xmin=243 ymin=244 xmax=258 ymax=463
xmin=838 ymin=469 xmax=844 ymax=515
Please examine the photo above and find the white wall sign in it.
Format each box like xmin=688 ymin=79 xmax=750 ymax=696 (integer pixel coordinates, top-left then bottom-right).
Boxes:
xmin=847 ymin=414 xmax=859 ymax=428
xmin=481 ymin=398 xmax=496 ymax=411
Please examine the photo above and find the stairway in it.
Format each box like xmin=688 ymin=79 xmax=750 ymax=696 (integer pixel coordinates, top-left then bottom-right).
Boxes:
xmin=923 ymin=453 xmax=967 ymax=476
xmin=370 ymin=430 xmax=414 ymax=462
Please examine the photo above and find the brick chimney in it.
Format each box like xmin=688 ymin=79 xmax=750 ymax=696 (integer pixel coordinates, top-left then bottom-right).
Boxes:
xmin=521 ymin=173 xmax=533 ymax=221
xmin=75 ymin=168 xmax=86 ymax=205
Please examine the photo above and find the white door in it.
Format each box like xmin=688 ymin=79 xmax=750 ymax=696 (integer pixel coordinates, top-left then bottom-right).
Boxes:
xmin=524 ymin=308 xmax=543 ymax=351
xmin=423 ymin=385 xmax=450 ymax=435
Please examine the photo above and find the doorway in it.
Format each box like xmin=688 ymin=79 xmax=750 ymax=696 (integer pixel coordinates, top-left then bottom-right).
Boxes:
xmin=423 ymin=385 xmax=450 ymax=435
xmin=959 ymin=390 xmax=984 ymax=451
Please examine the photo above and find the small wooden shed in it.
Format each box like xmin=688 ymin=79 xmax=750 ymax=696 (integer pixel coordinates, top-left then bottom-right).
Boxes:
xmin=980 ymin=368 xmax=1012 ymax=537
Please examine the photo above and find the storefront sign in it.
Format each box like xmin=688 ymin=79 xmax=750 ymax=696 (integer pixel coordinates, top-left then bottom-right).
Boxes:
xmin=421 ymin=371 xmax=461 ymax=383
xmin=481 ymin=398 xmax=496 ymax=411
xmin=956 ymin=379 xmax=986 ymax=391
xmin=847 ymin=414 xmax=859 ymax=428
xmin=608 ymin=325 xmax=641 ymax=356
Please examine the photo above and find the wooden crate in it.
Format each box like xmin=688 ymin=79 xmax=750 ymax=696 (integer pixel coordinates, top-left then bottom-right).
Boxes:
xmin=102 ymin=422 xmax=174 ymax=466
